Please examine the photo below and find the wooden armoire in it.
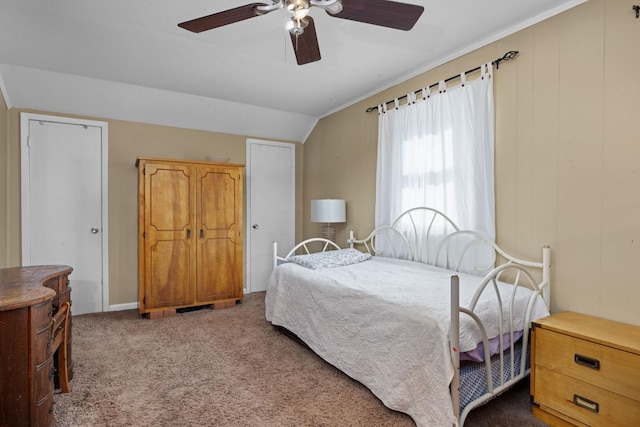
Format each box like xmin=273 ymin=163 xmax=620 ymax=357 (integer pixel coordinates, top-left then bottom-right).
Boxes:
xmin=136 ymin=157 xmax=244 ymax=317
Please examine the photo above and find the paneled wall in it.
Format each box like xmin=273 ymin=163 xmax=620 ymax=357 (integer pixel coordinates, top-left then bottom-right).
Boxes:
xmin=304 ymin=0 xmax=640 ymax=325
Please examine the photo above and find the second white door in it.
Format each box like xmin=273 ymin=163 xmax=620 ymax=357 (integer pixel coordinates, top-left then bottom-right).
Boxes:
xmin=246 ymin=139 xmax=295 ymax=293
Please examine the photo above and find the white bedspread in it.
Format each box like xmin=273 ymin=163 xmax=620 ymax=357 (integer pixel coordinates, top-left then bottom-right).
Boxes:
xmin=265 ymin=256 xmax=549 ymax=427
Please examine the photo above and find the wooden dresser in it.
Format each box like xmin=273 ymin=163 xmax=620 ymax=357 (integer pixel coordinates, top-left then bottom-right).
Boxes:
xmin=42 ymin=270 xmax=74 ymax=386
xmin=0 ymin=265 xmax=73 ymax=427
xmin=531 ymin=311 xmax=640 ymax=427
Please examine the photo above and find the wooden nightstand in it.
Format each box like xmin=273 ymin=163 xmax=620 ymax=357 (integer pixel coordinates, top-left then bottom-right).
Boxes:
xmin=531 ymin=311 xmax=640 ymax=427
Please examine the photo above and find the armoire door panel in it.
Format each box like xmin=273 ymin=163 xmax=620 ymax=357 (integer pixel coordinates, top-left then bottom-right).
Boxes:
xmin=146 ymin=239 xmax=195 ymax=308
xmin=198 ymin=168 xmax=241 ymax=231
xmin=197 ymin=237 xmax=238 ymax=301
xmin=147 ymin=165 xmax=193 ymax=232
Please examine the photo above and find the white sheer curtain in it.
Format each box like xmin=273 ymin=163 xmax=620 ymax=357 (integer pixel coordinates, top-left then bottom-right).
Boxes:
xmin=375 ymin=63 xmax=495 ymax=239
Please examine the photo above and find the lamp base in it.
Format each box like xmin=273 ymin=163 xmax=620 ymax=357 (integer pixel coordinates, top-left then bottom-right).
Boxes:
xmin=321 ymin=223 xmax=336 ymax=243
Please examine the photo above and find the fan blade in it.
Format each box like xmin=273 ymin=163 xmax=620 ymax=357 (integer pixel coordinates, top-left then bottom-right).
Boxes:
xmin=329 ymin=0 xmax=424 ymax=31
xmin=290 ymin=17 xmax=321 ymax=65
xmin=178 ymin=3 xmax=269 ymax=33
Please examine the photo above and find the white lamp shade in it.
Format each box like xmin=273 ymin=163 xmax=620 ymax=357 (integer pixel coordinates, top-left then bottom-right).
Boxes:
xmin=311 ymin=199 xmax=346 ymax=223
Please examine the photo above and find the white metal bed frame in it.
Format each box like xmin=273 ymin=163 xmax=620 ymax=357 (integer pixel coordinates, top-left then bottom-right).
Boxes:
xmin=272 ymin=207 xmax=551 ymax=426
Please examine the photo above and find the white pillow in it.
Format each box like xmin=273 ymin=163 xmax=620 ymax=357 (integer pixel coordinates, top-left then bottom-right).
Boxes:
xmin=287 ymin=248 xmax=371 ymax=270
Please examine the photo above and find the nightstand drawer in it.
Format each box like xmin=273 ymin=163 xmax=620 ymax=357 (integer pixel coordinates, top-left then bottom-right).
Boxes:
xmin=535 ymin=328 xmax=640 ymax=401
xmin=534 ymin=366 xmax=640 ymax=427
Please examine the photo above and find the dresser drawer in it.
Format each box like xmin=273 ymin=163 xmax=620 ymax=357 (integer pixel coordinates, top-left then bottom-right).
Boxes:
xmin=33 ymin=319 xmax=52 ymax=366
xmin=534 ymin=365 xmax=640 ymax=427
xmin=535 ymin=328 xmax=640 ymax=401
xmin=34 ymin=365 xmax=54 ymax=427
xmin=31 ymin=300 xmax=53 ymax=330
xmin=34 ymin=394 xmax=54 ymax=427
xmin=34 ymin=356 xmax=53 ymax=402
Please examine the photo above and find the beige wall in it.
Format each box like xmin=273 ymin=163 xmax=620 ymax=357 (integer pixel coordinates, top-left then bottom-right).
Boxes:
xmin=304 ymin=0 xmax=640 ymax=325
xmin=2 ymin=109 xmax=302 ymax=305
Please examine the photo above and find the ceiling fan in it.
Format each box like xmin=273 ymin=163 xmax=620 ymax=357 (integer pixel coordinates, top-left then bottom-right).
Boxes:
xmin=178 ymin=0 xmax=424 ymax=65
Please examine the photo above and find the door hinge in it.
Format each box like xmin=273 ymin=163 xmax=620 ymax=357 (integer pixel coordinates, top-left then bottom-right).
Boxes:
xmin=143 ymin=168 xmax=146 ymax=175
xmin=143 ymin=231 xmax=146 ymax=239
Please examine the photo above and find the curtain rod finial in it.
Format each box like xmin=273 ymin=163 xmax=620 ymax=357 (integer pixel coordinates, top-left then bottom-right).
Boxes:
xmin=494 ymin=50 xmax=519 ymax=69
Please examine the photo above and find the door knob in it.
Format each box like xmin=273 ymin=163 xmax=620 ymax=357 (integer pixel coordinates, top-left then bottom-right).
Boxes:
xmin=91 ymin=227 xmax=100 ymax=234
xmin=252 ymin=224 xmax=259 ymax=229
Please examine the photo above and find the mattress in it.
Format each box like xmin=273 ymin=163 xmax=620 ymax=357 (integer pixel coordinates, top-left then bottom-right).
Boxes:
xmin=265 ymin=256 xmax=548 ymax=427
xmin=459 ymin=341 xmax=528 ymax=411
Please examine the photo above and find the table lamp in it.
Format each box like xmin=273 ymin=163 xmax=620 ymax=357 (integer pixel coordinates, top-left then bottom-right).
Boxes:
xmin=311 ymin=199 xmax=346 ymax=243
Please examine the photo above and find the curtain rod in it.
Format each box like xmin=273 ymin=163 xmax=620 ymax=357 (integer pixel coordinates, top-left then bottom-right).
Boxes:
xmin=365 ymin=50 xmax=520 ymax=113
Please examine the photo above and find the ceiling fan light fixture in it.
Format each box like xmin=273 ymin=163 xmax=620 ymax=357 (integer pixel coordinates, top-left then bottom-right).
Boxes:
xmin=310 ymin=0 xmax=343 ymax=15
xmin=294 ymin=8 xmax=310 ymax=20
xmin=255 ymin=1 xmax=286 ymax=16
xmin=287 ymin=16 xmax=309 ymax=36
xmin=287 ymin=0 xmax=311 ymax=19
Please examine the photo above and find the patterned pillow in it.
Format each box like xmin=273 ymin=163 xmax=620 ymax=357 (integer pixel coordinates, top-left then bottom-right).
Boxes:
xmin=287 ymin=248 xmax=371 ymax=270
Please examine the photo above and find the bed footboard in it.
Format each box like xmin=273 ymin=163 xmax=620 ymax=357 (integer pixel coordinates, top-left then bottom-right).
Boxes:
xmin=450 ymin=243 xmax=551 ymax=426
xmin=451 ymin=275 xmax=462 ymax=422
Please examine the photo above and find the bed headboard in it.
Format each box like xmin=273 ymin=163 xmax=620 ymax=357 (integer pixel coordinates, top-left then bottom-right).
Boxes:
xmin=349 ymin=207 xmax=459 ymax=263
xmin=348 ymin=207 xmax=551 ymax=308
xmin=272 ymin=238 xmax=341 ymax=269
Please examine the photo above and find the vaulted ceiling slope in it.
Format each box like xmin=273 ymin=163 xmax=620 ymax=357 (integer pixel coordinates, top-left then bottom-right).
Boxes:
xmin=0 ymin=0 xmax=585 ymax=142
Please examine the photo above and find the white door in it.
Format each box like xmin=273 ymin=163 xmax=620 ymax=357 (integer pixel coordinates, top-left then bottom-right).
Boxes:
xmin=21 ymin=113 xmax=109 ymax=315
xmin=246 ymin=139 xmax=295 ymax=293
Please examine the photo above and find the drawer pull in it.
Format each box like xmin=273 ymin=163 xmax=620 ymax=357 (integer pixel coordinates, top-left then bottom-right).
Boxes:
xmin=573 ymin=394 xmax=599 ymax=413
xmin=574 ymin=354 xmax=600 ymax=370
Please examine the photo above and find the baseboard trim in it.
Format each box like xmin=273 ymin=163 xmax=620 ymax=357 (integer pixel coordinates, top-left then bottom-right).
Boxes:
xmin=108 ymin=302 xmax=138 ymax=311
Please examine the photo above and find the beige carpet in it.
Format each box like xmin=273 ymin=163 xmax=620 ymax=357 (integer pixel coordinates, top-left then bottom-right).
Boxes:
xmin=54 ymin=292 xmax=548 ymax=427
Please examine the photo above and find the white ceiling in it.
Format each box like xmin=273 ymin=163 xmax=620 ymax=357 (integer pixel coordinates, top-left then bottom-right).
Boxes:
xmin=0 ymin=0 xmax=585 ymax=142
